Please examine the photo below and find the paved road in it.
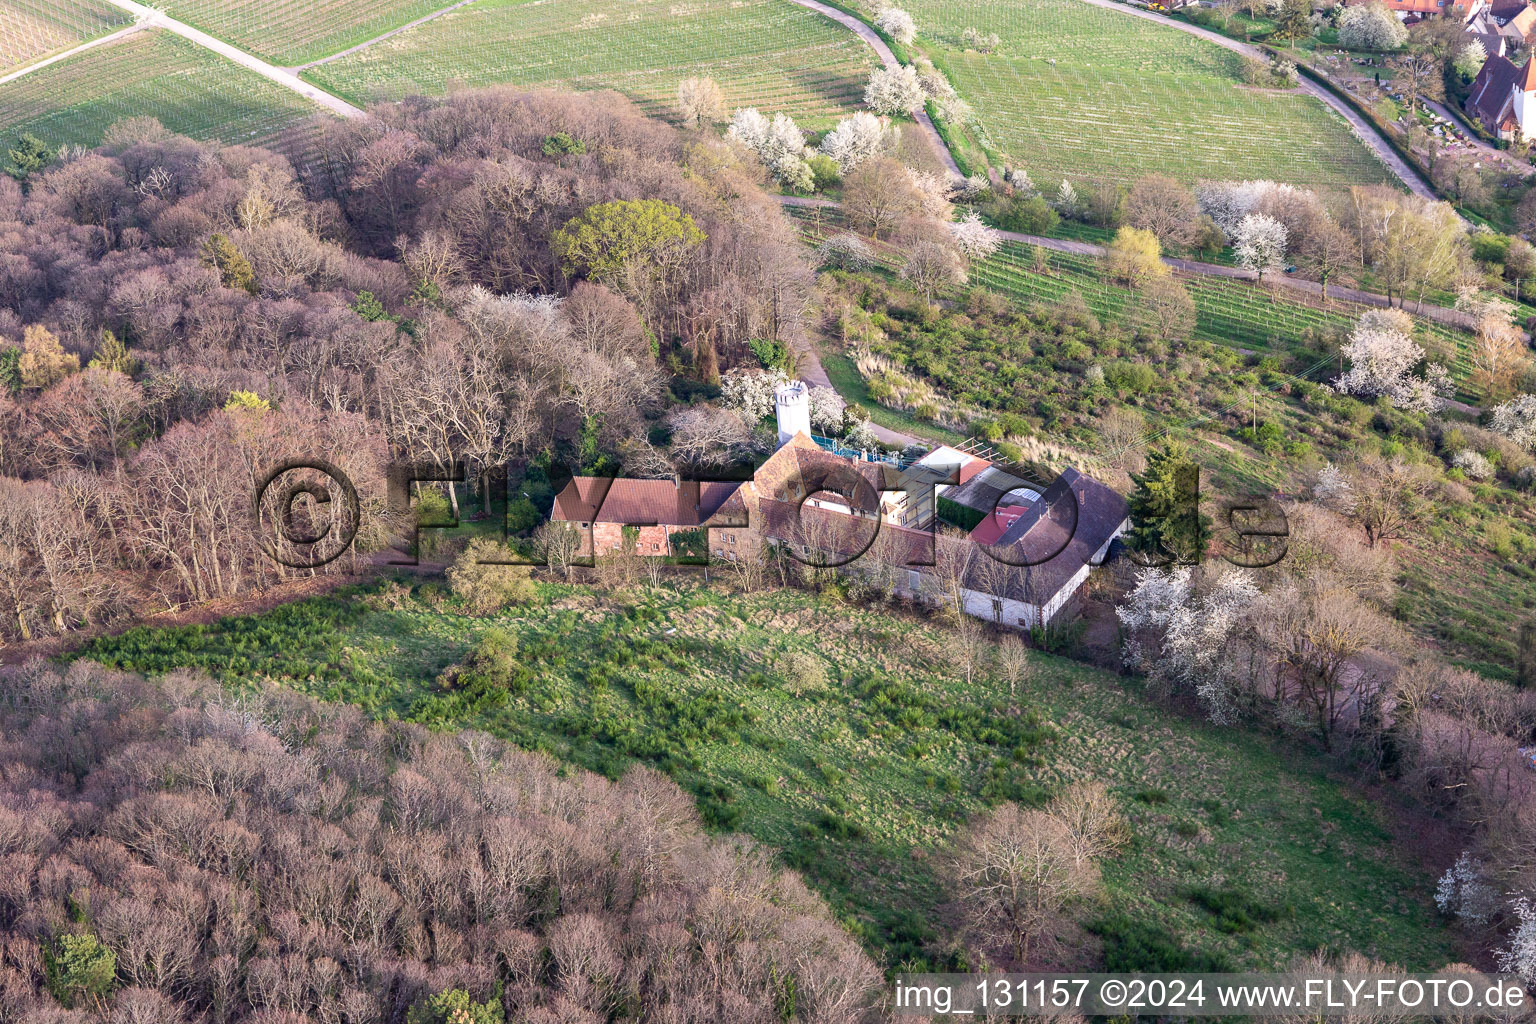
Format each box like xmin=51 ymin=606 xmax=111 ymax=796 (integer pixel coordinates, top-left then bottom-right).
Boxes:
xmin=98 ymin=0 xmax=364 ymax=118
xmin=783 ymin=0 xmax=963 ymax=180
xmin=0 ymin=21 xmax=147 ymax=86
xmin=1072 ymin=0 xmax=1436 ymax=199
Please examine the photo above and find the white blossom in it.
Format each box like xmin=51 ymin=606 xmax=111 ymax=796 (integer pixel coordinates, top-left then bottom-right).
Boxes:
xmin=1450 ymin=449 xmax=1493 ymax=480
xmin=1007 ymin=167 xmax=1037 ymax=196
xmin=948 ymin=210 xmax=1002 ymax=261
xmin=818 ymin=112 xmax=898 ymax=172
xmin=1337 ymin=3 xmax=1407 ymax=50
xmin=808 ymin=386 xmax=847 ymax=432
xmin=1436 ymin=851 xmax=1499 ymax=925
xmin=844 ymin=420 xmax=880 ymax=449
xmin=1194 ymin=179 xmax=1312 ymax=235
xmin=1117 ymin=567 xmax=1257 ymax=724
xmin=1054 ymin=179 xmax=1078 ymax=215
xmin=1455 ymin=39 xmax=1488 ymax=79
xmin=864 ymin=65 xmax=925 ymax=116
xmin=1491 ymin=394 xmax=1536 ymax=451
xmin=1498 ymin=897 xmax=1536 ymax=982
xmin=725 ymin=107 xmax=771 ymax=152
xmin=1233 ymin=213 xmax=1288 ymax=278
xmin=816 ymin=233 xmax=874 ymax=270
xmin=1312 ymin=463 xmax=1355 ymax=511
xmin=726 ymin=109 xmax=809 ymax=188
xmin=874 ymin=6 xmax=916 ymax=44
xmin=720 ymin=367 xmax=790 ymax=420
xmin=1332 ymin=309 xmax=1451 ymax=413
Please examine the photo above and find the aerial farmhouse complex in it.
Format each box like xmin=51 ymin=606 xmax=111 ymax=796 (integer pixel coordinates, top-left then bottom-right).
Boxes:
xmin=553 ymin=382 xmax=1128 ymax=630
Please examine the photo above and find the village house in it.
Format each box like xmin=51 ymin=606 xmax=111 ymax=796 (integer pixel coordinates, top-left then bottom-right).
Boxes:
xmin=1467 ymin=49 xmax=1536 ymax=139
xmin=552 ymin=381 xmax=1130 ymax=631
xmin=550 ymin=477 xmax=741 ymax=558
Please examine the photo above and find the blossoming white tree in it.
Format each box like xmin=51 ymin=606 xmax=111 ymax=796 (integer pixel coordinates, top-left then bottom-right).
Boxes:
xmin=1332 ymin=308 xmax=1452 ymax=413
xmin=726 ymin=108 xmax=813 ymax=189
xmin=1337 ymin=2 xmax=1407 ymax=50
xmin=808 ymin=386 xmax=847 ymax=432
xmin=725 ymin=107 xmax=771 ymax=152
xmin=948 ymin=210 xmax=1002 ymax=261
xmin=1450 ymin=449 xmax=1493 ymax=480
xmin=815 ymin=233 xmax=874 ymax=270
xmin=1233 ymin=212 xmax=1287 ymax=283
xmin=1055 ymin=179 xmax=1078 ymax=216
xmin=844 ymin=420 xmax=880 ymax=449
xmin=864 ymin=65 xmax=925 ymax=116
xmin=818 ymin=112 xmax=897 ymax=172
xmin=720 ymin=367 xmax=790 ymax=420
xmin=1498 ymin=897 xmax=1536 ymax=981
xmin=1435 ymin=851 xmax=1499 ymax=926
xmin=1454 ymin=39 xmax=1488 ymax=79
xmin=1117 ymin=567 xmax=1258 ymax=724
xmin=874 ymin=6 xmax=917 ymax=44
xmin=1491 ymin=393 xmax=1536 ymax=451
xmin=1194 ymin=179 xmax=1311 ymax=234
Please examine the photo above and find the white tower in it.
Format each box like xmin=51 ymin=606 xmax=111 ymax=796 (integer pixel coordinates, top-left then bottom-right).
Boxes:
xmin=774 ymin=380 xmax=812 ymax=446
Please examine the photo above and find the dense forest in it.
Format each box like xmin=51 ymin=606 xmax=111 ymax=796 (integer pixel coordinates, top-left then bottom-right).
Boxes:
xmin=0 ymin=88 xmax=813 ymax=641
xmin=0 ymin=658 xmax=882 ymax=1023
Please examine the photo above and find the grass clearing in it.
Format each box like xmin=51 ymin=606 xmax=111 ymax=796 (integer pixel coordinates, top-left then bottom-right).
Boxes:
xmin=73 ymin=578 xmax=1459 ymax=971
xmin=901 ymin=0 xmax=1396 ymax=191
xmin=0 ymin=30 xmax=324 ymax=156
xmin=0 ymin=0 xmax=129 ymax=75
xmin=303 ymin=0 xmax=878 ymax=131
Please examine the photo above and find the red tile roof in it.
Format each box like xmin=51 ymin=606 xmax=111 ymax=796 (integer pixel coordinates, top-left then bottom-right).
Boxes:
xmin=552 ymin=477 xmax=741 ymax=526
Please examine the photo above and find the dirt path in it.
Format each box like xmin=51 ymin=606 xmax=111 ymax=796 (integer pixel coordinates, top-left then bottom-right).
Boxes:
xmin=292 ymin=0 xmax=482 ymax=71
xmin=1423 ymin=99 xmax=1498 ymax=154
xmin=0 ymin=21 xmax=147 ymax=86
xmin=783 ymin=0 xmax=963 ymax=180
xmin=1071 ymin=0 xmax=1436 ymax=200
xmin=97 ymin=0 xmax=364 ymax=117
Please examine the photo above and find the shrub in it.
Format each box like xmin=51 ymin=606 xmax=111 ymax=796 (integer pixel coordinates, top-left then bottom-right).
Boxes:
xmin=448 ymin=537 xmax=538 ymax=614
xmin=993 ymin=194 xmax=1059 ymax=235
xmin=1451 ymin=449 xmax=1494 ymax=481
xmin=777 ymin=650 xmax=829 ymax=695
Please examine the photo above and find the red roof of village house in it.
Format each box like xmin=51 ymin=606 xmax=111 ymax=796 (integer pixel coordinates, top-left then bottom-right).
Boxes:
xmin=1367 ymin=0 xmax=1455 ymax=12
xmin=552 ymin=477 xmax=741 ymax=526
xmin=969 ymin=503 xmax=1035 ymax=546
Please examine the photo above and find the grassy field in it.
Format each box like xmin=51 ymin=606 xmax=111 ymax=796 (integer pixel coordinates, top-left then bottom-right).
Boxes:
xmin=0 ymin=0 xmax=129 ymax=75
xmin=0 ymin=30 xmax=323 ymax=155
xmin=898 ymin=0 xmax=1396 ymax=191
xmin=73 ymin=578 xmax=1460 ymax=971
xmin=303 ymin=0 xmax=877 ymax=130
xmin=156 ymin=0 xmax=458 ymax=67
